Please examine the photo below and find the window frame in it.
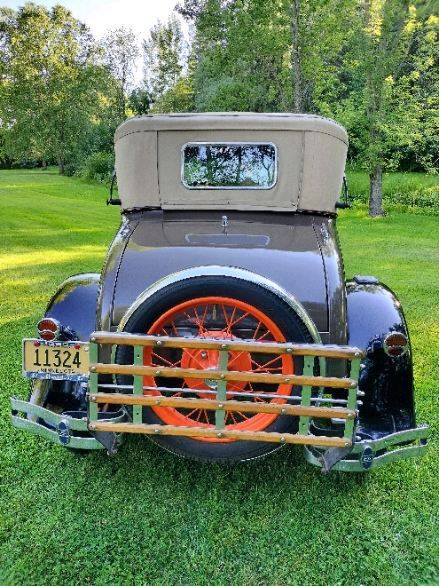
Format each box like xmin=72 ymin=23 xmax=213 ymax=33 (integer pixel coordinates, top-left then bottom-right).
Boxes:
xmin=180 ymin=141 xmax=278 ymax=190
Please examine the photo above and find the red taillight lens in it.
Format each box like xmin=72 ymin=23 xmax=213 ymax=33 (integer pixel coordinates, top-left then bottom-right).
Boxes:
xmin=37 ymin=318 xmax=60 ymax=341
xmin=383 ymin=332 xmax=408 ymax=357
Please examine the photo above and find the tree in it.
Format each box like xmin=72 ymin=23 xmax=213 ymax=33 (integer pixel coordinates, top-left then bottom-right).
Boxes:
xmin=333 ymin=1 xmax=434 ymax=216
xmin=128 ymin=87 xmax=151 ymax=115
xmin=0 ymin=3 xmax=108 ymax=173
xmin=143 ymin=15 xmax=185 ymax=104
xmin=178 ymin=0 xmax=357 ymax=113
xmin=101 ymin=27 xmax=139 ymax=121
xmin=151 ymin=77 xmax=194 ymax=113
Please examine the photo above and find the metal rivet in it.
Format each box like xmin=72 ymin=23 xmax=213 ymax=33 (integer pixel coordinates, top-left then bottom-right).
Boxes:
xmin=90 ymin=366 xmax=96 ymax=373
xmin=285 ymin=378 xmax=291 ymax=383
xmin=84 ymin=346 xmax=89 ymax=352
xmin=280 ymin=436 xmax=286 ymax=443
xmin=344 ymin=442 xmax=350 ymax=447
xmin=90 ymin=337 xmax=96 ymax=342
xmin=89 ymin=423 xmax=95 ymax=430
xmin=220 ymin=374 xmax=225 ymax=379
xmin=155 ymin=370 xmax=162 ymax=375
xmin=281 ymin=408 xmax=287 ymax=414
xmin=221 ymin=344 xmax=228 ymax=349
xmin=217 ymin=432 xmax=223 ymax=438
xmin=156 ymin=340 xmax=162 ymax=346
xmin=218 ymin=403 xmax=224 ymax=409
xmin=90 ymin=395 xmax=97 ymax=402
xmin=154 ymin=428 xmax=161 ymax=434
xmin=156 ymin=399 xmax=161 ymax=405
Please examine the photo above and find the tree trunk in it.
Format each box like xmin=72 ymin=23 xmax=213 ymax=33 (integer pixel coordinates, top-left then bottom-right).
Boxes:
xmin=290 ymin=0 xmax=303 ymax=112
xmin=369 ymin=164 xmax=384 ymax=217
xmin=58 ymin=157 xmax=65 ymax=175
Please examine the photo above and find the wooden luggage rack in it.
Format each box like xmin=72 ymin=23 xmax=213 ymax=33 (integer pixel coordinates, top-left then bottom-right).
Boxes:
xmin=87 ymin=332 xmax=365 ymax=449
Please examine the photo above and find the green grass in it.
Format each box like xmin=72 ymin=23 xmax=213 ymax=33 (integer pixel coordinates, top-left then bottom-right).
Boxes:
xmin=0 ymin=168 xmax=438 ymax=585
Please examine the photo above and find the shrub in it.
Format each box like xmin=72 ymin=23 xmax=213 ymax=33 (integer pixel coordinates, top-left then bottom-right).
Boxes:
xmin=81 ymin=151 xmax=114 ymax=183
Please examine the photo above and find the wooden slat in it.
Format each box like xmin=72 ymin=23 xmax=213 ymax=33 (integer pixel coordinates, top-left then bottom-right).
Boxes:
xmin=90 ymin=332 xmax=364 ymax=360
xmin=88 ymin=392 xmax=357 ymax=420
xmin=87 ymin=420 xmax=351 ymax=448
xmin=90 ymin=363 xmax=357 ymax=389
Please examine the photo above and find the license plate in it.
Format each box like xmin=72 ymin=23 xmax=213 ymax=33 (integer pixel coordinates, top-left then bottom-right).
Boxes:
xmin=23 ymin=339 xmax=89 ymax=380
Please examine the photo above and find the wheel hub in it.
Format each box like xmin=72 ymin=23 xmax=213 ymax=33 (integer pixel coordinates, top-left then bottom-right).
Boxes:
xmin=180 ymin=330 xmax=251 ymax=398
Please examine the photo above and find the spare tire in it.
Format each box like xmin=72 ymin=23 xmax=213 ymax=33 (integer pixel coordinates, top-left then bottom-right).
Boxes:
xmin=116 ymin=276 xmax=315 ymax=462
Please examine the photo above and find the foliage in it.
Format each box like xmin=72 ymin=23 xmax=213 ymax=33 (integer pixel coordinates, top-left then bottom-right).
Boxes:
xmin=177 ymin=0 xmax=437 ymax=215
xmin=151 ymin=77 xmax=195 ymax=113
xmin=81 ymin=151 xmax=115 ymax=183
xmin=101 ymin=27 xmax=139 ymax=122
xmin=128 ymin=87 xmax=151 ymax=115
xmin=0 ymin=0 xmax=436 ymax=216
xmin=347 ymin=168 xmax=439 ymax=213
xmin=143 ymin=15 xmax=186 ymax=105
xmin=0 ymin=3 xmax=112 ymax=174
xmin=0 ymin=168 xmax=437 ymax=584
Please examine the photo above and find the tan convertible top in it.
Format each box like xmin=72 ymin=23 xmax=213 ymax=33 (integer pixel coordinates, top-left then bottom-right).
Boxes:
xmin=114 ymin=113 xmax=348 ymax=213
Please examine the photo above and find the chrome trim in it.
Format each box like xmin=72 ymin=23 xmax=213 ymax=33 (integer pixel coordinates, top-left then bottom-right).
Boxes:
xmin=37 ymin=317 xmax=61 ymax=341
xmin=117 ymin=265 xmax=322 ymax=345
xmin=303 ymin=424 xmax=429 ymax=472
xmin=180 ymin=142 xmax=278 ymax=190
xmin=383 ymin=331 xmax=409 ymax=357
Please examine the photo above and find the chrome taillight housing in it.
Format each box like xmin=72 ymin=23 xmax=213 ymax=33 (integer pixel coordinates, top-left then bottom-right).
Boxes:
xmin=37 ymin=318 xmax=61 ymax=341
xmin=383 ymin=332 xmax=408 ymax=357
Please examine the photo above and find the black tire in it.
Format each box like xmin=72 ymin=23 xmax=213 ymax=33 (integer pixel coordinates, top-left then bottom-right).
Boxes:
xmin=116 ymin=276 xmax=314 ymax=462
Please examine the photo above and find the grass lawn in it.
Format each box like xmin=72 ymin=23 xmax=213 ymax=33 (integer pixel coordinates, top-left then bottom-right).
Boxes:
xmin=0 ymin=168 xmax=438 ymax=585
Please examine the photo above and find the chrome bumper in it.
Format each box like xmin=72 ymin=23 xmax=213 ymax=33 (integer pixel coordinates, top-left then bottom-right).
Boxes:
xmin=304 ymin=425 xmax=429 ymax=472
xmin=10 ymin=397 xmax=126 ymax=451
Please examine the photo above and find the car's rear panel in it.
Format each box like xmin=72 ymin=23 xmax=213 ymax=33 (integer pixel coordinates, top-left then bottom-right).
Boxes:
xmin=101 ymin=210 xmax=346 ymax=346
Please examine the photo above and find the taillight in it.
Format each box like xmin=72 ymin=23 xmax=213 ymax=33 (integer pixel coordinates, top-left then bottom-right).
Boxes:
xmin=383 ymin=332 xmax=408 ymax=357
xmin=37 ymin=318 xmax=61 ymax=341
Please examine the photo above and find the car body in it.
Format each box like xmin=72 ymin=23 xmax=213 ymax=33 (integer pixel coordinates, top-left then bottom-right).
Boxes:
xmin=11 ymin=113 xmax=428 ymax=472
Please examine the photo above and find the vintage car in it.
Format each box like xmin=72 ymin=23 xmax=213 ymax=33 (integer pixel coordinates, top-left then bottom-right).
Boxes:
xmin=11 ymin=113 xmax=428 ymax=472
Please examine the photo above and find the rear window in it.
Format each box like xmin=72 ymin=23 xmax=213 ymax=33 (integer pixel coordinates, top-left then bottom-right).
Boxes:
xmin=182 ymin=142 xmax=277 ymax=189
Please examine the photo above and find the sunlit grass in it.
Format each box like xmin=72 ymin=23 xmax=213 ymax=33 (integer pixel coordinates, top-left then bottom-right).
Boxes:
xmin=0 ymin=169 xmax=437 ymax=585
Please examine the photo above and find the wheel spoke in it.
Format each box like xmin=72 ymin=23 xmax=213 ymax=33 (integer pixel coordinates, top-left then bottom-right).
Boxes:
xmin=224 ymin=305 xmax=237 ymax=334
xmin=228 ymin=311 xmax=250 ymax=331
xmin=187 ymin=408 xmax=199 ymax=417
xmin=228 ymin=411 xmax=238 ymax=424
xmin=169 ymin=321 xmax=180 ymax=336
xmin=235 ymin=411 xmax=249 ymax=420
xmin=184 ymin=349 xmax=205 ymax=370
xmin=252 ymin=355 xmax=282 ymax=371
xmin=152 ymin=352 xmax=180 ymax=368
xmin=257 ymin=330 xmax=272 ymax=342
xmin=252 ymin=320 xmax=263 ymax=339
xmin=193 ymin=307 xmax=207 ymax=334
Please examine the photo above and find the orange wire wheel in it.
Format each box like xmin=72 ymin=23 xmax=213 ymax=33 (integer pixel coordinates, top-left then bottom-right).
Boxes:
xmin=143 ymin=296 xmax=294 ymax=442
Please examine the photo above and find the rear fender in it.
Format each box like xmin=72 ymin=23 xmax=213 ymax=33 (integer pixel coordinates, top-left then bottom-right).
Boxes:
xmin=346 ymin=277 xmax=416 ymax=437
xmin=45 ymin=273 xmax=100 ymax=342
